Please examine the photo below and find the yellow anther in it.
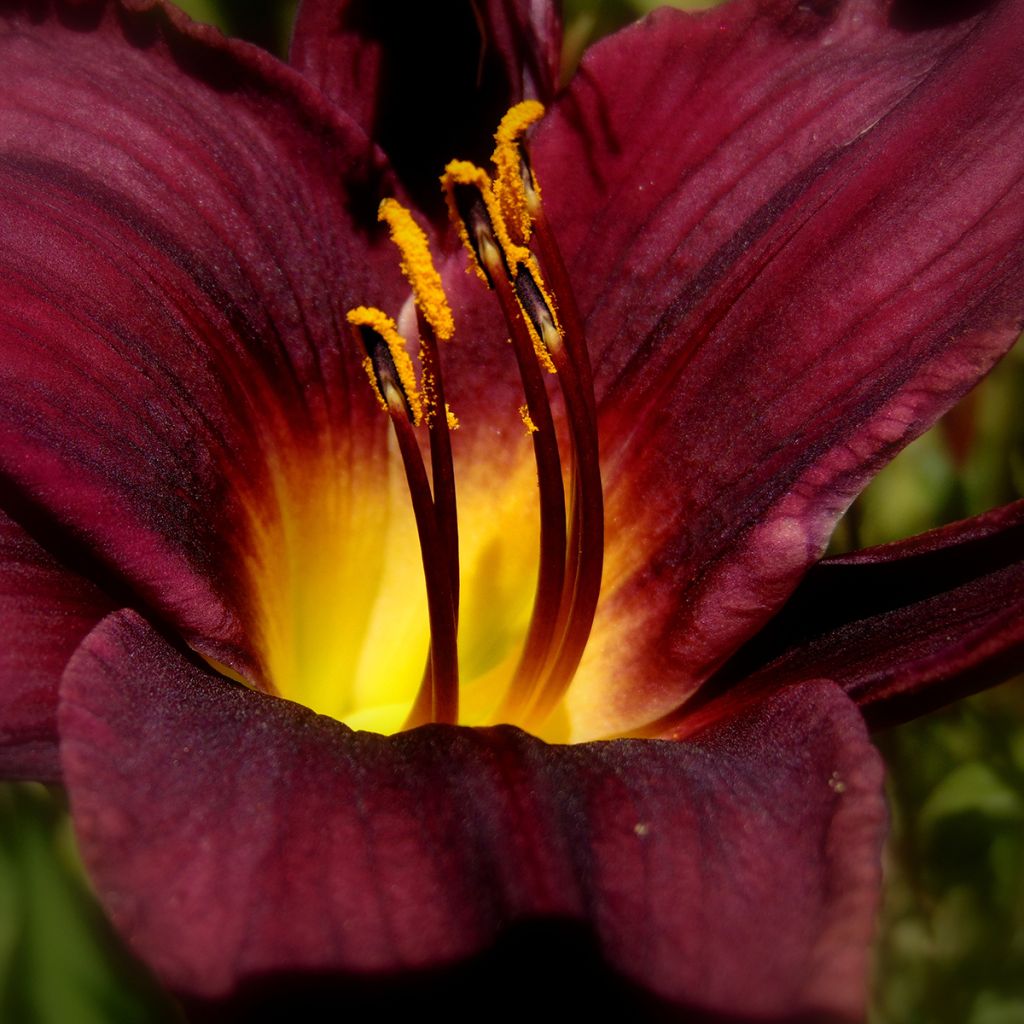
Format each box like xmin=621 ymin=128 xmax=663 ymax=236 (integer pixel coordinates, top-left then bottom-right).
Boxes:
xmin=346 ymin=306 xmax=424 ymax=425
xmin=445 ymin=404 xmax=460 ymax=430
xmin=441 ymin=160 xmax=531 ymax=284
xmin=378 ymin=199 xmax=454 ymax=343
xmin=492 ymin=100 xmax=545 ymax=246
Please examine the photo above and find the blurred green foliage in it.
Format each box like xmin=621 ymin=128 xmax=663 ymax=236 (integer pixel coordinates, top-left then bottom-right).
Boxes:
xmin=0 ymin=785 xmax=179 ymax=1023
xmin=871 ymin=681 xmax=1024 ymax=1024
xmin=176 ymin=0 xmax=297 ymax=55
xmin=861 ymin=343 xmax=1024 ymax=1023
xmin=2 ymin=2 xmax=1022 ymax=1022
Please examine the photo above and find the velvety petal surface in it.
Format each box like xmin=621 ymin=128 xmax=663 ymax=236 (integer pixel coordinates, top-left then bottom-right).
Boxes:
xmin=678 ymin=501 xmax=1024 ymax=733
xmin=290 ymin=0 xmax=560 ymax=215
xmin=0 ymin=507 xmax=115 ymax=781
xmin=61 ymin=609 xmax=885 ymax=1022
xmin=0 ymin=1 xmax=404 ymax=683
xmin=527 ymin=0 xmax=1024 ymax=735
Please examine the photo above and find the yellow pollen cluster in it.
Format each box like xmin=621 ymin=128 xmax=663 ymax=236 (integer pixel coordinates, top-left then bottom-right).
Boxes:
xmin=441 ymin=154 xmax=560 ymax=379
xmin=346 ymin=306 xmax=424 ymax=425
xmin=520 ymin=311 xmax=557 ymax=375
xmin=492 ymin=100 xmax=545 ymax=246
xmin=518 ymin=404 xmax=538 ymax=434
xmin=378 ymin=199 xmax=454 ymax=342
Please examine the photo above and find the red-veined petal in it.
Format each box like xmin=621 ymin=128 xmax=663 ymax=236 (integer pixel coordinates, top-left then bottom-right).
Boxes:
xmin=530 ymin=0 xmax=1024 ymax=734
xmin=678 ymin=500 xmax=1024 ymax=734
xmin=61 ymin=608 xmax=885 ymax=1022
xmin=0 ymin=1 xmax=404 ymax=684
xmin=0 ymin=506 xmax=114 ymax=781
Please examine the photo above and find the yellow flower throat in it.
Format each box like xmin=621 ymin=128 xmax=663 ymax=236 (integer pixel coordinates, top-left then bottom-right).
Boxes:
xmin=248 ymin=103 xmax=604 ymax=742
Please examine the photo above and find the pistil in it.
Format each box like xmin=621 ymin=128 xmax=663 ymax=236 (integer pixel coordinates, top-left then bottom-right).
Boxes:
xmin=512 ymin=263 xmax=604 ymax=727
xmin=347 ymin=309 xmax=459 ymax=726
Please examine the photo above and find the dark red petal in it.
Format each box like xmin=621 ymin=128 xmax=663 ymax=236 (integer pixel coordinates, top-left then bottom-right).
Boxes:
xmin=61 ymin=609 xmax=885 ymax=1022
xmin=533 ymin=0 xmax=1024 ymax=732
xmin=0 ymin=507 xmax=115 ymax=781
xmin=0 ymin=1 xmax=401 ymax=680
xmin=688 ymin=501 xmax=1024 ymax=731
xmin=290 ymin=0 xmax=561 ymax=216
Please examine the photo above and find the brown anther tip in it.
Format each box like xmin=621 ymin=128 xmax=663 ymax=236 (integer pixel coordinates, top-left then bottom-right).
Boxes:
xmin=359 ymin=325 xmax=416 ymax=423
xmin=518 ymin=145 xmax=540 ymax=213
xmin=514 ymin=264 xmax=559 ymax=351
xmin=452 ymin=183 xmax=505 ymax=288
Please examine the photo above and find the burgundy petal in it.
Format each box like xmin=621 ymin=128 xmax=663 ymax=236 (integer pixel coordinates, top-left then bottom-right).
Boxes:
xmin=0 ymin=1 xmax=403 ymax=681
xmin=290 ymin=0 xmax=561 ymax=215
xmin=531 ymin=0 xmax=1024 ymax=732
xmin=685 ymin=501 xmax=1024 ymax=732
xmin=61 ymin=609 xmax=885 ymax=1022
xmin=0 ymin=507 xmax=114 ymax=781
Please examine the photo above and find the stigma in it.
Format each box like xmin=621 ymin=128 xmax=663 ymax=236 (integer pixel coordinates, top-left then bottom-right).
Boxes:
xmin=337 ymin=103 xmax=604 ymax=737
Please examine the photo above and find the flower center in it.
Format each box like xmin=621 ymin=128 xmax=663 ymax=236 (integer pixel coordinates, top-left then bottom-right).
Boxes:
xmin=249 ymin=104 xmax=603 ymax=741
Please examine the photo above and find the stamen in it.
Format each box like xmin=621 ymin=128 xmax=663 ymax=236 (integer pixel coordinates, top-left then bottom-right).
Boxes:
xmin=513 ymin=263 xmax=604 ymax=728
xmin=502 ymin=120 xmax=604 ymax=726
xmin=491 ymin=100 xmax=545 ymax=246
xmin=377 ymin=200 xmax=462 ymax=718
xmin=443 ymin=169 xmax=570 ymax=715
xmin=491 ymin=271 xmax=568 ymax=716
xmin=346 ymin=309 xmax=458 ymax=726
xmin=347 ymin=306 xmax=424 ymax=424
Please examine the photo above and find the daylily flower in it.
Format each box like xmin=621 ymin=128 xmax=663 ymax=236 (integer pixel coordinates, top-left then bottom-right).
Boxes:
xmin=2 ymin=0 xmax=1024 ymax=1020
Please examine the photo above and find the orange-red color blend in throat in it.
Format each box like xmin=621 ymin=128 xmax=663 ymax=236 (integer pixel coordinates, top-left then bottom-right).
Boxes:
xmin=241 ymin=103 xmax=609 ymax=743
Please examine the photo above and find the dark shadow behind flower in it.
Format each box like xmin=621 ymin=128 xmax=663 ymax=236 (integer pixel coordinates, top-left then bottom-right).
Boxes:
xmin=0 ymin=0 xmax=1023 ymax=1021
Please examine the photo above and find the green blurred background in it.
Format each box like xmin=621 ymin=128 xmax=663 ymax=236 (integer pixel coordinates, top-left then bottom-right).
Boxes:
xmin=2 ymin=2 xmax=1021 ymax=1021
